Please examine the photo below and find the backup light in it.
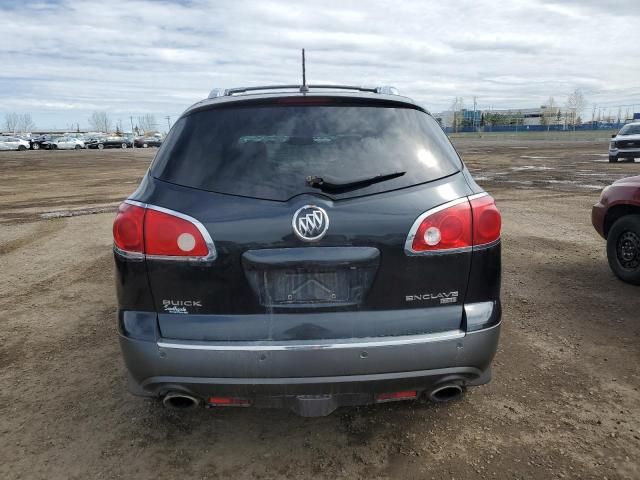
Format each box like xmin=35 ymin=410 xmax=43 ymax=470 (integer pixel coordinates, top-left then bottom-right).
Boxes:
xmin=424 ymin=226 xmax=442 ymax=246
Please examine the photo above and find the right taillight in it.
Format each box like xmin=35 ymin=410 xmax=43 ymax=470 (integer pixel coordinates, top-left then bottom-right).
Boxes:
xmin=406 ymin=194 xmax=501 ymax=254
xmin=469 ymin=194 xmax=501 ymax=246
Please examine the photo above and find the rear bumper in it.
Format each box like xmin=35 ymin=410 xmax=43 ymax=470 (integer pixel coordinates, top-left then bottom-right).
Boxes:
xmin=592 ymin=202 xmax=606 ymax=238
xmin=120 ymin=319 xmax=501 ymax=402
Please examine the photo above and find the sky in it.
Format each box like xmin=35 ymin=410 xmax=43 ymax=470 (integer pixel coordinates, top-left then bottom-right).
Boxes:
xmin=1 ymin=0 xmax=640 ymax=131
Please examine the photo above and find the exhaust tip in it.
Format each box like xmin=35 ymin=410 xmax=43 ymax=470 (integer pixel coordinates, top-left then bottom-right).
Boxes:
xmin=428 ymin=384 xmax=463 ymax=403
xmin=162 ymin=392 xmax=200 ymax=410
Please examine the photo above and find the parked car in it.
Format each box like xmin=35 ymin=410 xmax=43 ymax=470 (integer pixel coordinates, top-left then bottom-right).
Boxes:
xmin=0 ymin=136 xmax=30 ymax=151
xmin=29 ymin=135 xmax=54 ymax=150
xmin=113 ymin=84 xmax=502 ymax=416
xmin=134 ymin=136 xmax=162 ymax=148
xmin=593 ymin=175 xmax=640 ymax=284
xmin=87 ymin=136 xmax=133 ymax=149
xmin=609 ymin=122 xmax=640 ymax=163
xmin=50 ymin=136 xmax=85 ymax=150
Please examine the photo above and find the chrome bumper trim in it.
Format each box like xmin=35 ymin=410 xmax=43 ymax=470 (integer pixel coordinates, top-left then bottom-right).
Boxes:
xmin=157 ymin=329 xmax=466 ymax=352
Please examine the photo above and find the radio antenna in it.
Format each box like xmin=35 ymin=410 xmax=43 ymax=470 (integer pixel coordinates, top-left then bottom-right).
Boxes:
xmin=300 ymin=48 xmax=309 ymax=93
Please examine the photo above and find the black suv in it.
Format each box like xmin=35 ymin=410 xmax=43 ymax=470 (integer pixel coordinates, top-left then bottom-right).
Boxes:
xmin=113 ymin=85 xmax=502 ymax=417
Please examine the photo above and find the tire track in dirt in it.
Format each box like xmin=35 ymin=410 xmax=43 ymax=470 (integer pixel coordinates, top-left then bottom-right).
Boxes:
xmin=0 ymin=219 xmax=67 ymax=255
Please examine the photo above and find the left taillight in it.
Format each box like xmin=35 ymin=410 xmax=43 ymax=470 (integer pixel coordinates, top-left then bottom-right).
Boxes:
xmin=113 ymin=203 xmax=145 ymax=254
xmin=144 ymin=208 xmax=209 ymax=257
xmin=113 ymin=201 xmax=214 ymax=260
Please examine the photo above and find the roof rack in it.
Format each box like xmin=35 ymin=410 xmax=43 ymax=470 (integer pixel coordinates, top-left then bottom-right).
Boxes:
xmin=208 ymin=85 xmax=399 ymax=99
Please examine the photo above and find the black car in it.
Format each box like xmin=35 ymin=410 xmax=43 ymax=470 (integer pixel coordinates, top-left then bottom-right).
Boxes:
xmin=113 ymin=85 xmax=502 ymax=417
xmin=134 ymin=136 xmax=163 ymax=148
xmin=30 ymin=135 xmax=54 ymax=150
xmin=87 ymin=136 xmax=133 ymax=149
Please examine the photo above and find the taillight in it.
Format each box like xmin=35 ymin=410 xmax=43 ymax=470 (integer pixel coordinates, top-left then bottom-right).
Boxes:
xmin=144 ymin=208 xmax=209 ymax=257
xmin=406 ymin=194 xmax=501 ymax=254
xmin=113 ymin=201 xmax=215 ymax=260
xmin=470 ymin=195 xmax=501 ymax=246
xmin=113 ymin=203 xmax=145 ymax=253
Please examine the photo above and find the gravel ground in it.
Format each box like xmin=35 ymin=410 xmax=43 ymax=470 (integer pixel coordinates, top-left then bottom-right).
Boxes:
xmin=0 ymin=139 xmax=639 ymax=479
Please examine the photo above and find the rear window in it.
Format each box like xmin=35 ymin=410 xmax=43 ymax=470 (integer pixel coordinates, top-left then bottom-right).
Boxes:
xmin=151 ymin=103 xmax=461 ymax=201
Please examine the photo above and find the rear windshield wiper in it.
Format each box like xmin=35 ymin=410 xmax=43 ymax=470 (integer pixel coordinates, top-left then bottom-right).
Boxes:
xmin=305 ymin=171 xmax=406 ymax=193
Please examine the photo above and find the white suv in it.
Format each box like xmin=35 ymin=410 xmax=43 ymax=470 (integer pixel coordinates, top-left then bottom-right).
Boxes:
xmin=609 ymin=122 xmax=640 ymax=163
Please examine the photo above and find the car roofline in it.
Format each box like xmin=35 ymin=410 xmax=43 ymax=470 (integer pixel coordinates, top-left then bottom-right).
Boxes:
xmin=182 ymin=90 xmax=429 ymax=117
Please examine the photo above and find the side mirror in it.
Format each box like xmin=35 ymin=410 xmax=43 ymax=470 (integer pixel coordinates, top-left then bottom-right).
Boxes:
xmin=611 ymin=134 xmax=616 ymax=138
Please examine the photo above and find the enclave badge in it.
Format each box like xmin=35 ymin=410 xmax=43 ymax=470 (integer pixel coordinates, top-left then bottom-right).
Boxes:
xmin=292 ymin=205 xmax=329 ymax=241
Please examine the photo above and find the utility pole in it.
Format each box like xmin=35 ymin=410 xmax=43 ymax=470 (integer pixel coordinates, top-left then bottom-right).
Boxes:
xmin=165 ymin=116 xmax=171 ymax=132
xmin=130 ymin=116 xmax=135 ymax=149
xmin=473 ymin=96 xmax=477 ymax=130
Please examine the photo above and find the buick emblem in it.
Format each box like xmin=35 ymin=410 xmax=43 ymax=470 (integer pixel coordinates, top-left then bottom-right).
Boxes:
xmin=292 ymin=205 xmax=329 ymax=241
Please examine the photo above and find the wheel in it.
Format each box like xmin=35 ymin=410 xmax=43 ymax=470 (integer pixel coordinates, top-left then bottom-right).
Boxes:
xmin=606 ymin=215 xmax=640 ymax=285
xmin=609 ymin=155 xmax=618 ymax=163
xmin=97 ymin=143 xmax=104 ymax=150
xmin=32 ymin=143 xmax=40 ymax=150
xmin=143 ymin=143 xmax=148 ymax=148
xmin=74 ymin=145 xmax=81 ymax=150
xmin=18 ymin=145 xmax=27 ymax=151
xmin=121 ymin=143 xmax=128 ymax=149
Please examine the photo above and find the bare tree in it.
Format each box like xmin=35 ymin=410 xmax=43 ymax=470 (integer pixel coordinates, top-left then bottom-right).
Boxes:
xmin=4 ymin=113 xmax=35 ymax=134
xmin=4 ymin=113 xmax=20 ymax=133
xmin=541 ymin=97 xmax=558 ymax=132
xmin=450 ymin=97 xmax=464 ymax=133
xmin=566 ymin=89 xmax=586 ymax=130
xmin=89 ymin=111 xmax=112 ymax=133
xmin=18 ymin=114 xmax=35 ymax=133
xmin=137 ymin=114 xmax=157 ymax=133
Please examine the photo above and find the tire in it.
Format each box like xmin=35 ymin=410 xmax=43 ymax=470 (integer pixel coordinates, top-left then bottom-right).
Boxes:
xmin=121 ymin=143 xmax=128 ymax=149
xmin=97 ymin=144 xmax=104 ymax=150
xmin=18 ymin=145 xmax=27 ymax=151
xmin=606 ymin=215 xmax=640 ymax=285
xmin=75 ymin=145 xmax=81 ymax=150
xmin=609 ymin=155 xmax=618 ymax=163
xmin=32 ymin=143 xmax=40 ymax=150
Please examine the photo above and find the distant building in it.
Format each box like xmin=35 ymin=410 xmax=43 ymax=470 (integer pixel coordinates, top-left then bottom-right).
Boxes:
xmin=484 ymin=106 xmax=561 ymax=126
xmin=434 ymin=105 xmax=565 ymax=130
xmin=434 ymin=109 xmax=481 ymax=129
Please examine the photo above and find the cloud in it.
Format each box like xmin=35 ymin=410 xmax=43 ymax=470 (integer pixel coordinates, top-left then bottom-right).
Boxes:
xmin=0 ymin=0 xmax=639 ymax=129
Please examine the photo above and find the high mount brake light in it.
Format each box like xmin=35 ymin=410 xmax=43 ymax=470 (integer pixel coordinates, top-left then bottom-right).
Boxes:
xmin=406 ymin=194 xmax=501 ymax=254
xmin=113 ymin=201 xmax=216 ymax=260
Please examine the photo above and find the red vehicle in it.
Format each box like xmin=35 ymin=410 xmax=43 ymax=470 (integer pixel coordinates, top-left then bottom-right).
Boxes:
xmin=592 ymin=175 xmax=640 ymax=284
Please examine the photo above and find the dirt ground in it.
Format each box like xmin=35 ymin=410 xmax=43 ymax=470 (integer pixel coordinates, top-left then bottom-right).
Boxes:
xmin=1 ymin=139 xmax=639 ymax=479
